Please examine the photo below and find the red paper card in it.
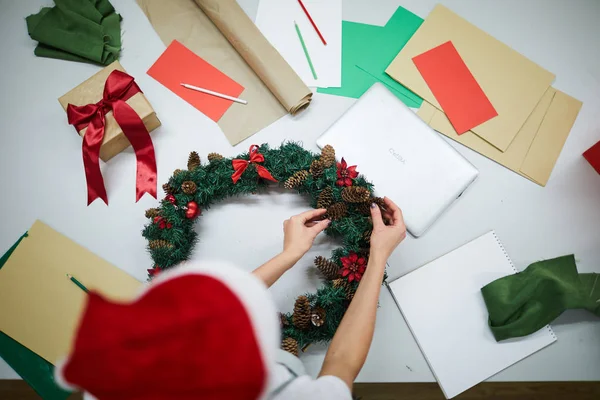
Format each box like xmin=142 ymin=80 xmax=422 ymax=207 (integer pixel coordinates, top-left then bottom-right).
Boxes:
xmin=412 ymin=41 xmax=497 ymax=134
xmin=583 ymin=140 xmax=600 ymax=174
xmin=147 ymin=40 xmax=244 ymax=122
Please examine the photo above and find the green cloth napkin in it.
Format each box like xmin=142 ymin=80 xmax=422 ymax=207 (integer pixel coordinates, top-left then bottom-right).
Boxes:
xmin=26 ymin=0 xmax=122 ymax=66
xmin=0 ymin=232 xmax=72 ymax=400
xmin=481 ymin=255 xmax=600 ymax=341
xmin=317 ymin=6 xmax=423 ymax=108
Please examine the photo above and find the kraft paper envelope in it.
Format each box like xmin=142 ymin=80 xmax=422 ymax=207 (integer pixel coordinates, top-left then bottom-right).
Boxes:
xmin=137 ymin=0 xmax=312 ymax=146
xmin=0 ymin=221 xmax=142 ymax=364
xmin=386 ymin=4 xmax=556 ymax=152
xmin=417 ymin=87 xmax=582 ymax=186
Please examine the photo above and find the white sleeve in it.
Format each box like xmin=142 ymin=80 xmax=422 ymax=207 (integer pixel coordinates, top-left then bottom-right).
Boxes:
xmin=275 ymin=375 xmax=353 ymax=400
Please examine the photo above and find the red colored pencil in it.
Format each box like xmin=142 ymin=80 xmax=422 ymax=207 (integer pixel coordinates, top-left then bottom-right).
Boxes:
xmin=297 ymin=0 xmax=327 ymax=45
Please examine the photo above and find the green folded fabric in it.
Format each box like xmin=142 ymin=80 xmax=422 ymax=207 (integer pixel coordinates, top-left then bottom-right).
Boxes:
xmin=26 ymin=0 xmax=122 ymax=66
xmin=481 ymin=255 xmax=600 ymax=341
xmin=0 ymin=232 xmax=72 ymax=400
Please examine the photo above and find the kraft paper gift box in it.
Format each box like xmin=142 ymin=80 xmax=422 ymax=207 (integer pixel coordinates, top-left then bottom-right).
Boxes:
xmin=58 ymin=61 xmax=161 ymax=162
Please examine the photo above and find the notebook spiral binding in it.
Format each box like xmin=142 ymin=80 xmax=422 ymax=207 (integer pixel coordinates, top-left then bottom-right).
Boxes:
xmin=491 ymin=230 xmax=557 ymax=341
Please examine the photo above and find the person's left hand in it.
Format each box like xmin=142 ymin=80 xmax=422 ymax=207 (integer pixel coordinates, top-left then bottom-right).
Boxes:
xmin=283 ymin=209 xmax=331 ymax=260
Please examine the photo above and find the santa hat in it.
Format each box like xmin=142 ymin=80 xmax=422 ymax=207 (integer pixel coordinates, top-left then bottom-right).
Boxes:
xmin=55 ymin=261 xmax=280 ymax=400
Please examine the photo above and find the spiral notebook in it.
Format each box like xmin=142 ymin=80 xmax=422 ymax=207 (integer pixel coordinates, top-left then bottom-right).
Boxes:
xmin=387 ymin=231 xmax=556 ymax=399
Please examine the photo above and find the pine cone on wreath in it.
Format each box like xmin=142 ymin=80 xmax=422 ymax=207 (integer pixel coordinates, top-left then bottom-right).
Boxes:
xmin=355 ymin=202 xmax=372 ymax=216
xmin=341 ymin=186 xmax=371 ymax=203
xmin=309 ymin=159 xmax=325 ymax=178
xmin=314 ymin=256 xmax=340 ymax=280
xmin=149 ymin=239 xmax=173 ymax=250
xmin=311 ymin=306 xmax=326 ymax=327
xmin=320 ymin=145 xmax=336 ymax=168
xmin=362 ymin=229 xmax=372 ymax=244
xmin=282 ymin=337 xmax=299 ymax=357
xmin=279 ymin=312 xmax=290 ymax=329
xmin=327 ymin=202 xmax=347 ymax=221
xmin=187 ymin=151 xmax=201 ymax=170
xmin=173 ymin=169 xmax=183 ymax=177
xmin=372 ymin=197 xmax=386 ymax=211
xmin=292 ymin=295 xmax=311 ymax=330
xmin=207 ymin=152 xmax=224 ymax=163
xmin=145 ymin=208 xmax=160 ymax=219
xmin=316 ymin=187 xmax=334 ymax=209
xmin=181 ymin=181 xmax=197 ymax=195
xmin=332 ymin=278 xmax=355 ymax=301
xmin=162 ymin=183 xmax=176 ymax=195
xmin=284 ymin=170 xmax=309 ymax=189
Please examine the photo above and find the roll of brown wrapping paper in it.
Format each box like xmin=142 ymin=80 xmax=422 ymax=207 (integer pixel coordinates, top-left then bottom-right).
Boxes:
xmin=137 ymin=0 xmax=313 ymax=145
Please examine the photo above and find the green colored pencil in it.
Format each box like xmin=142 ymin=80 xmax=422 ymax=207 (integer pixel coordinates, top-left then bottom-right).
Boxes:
xmin=294 ymin=21 xmax=318 ymax=80
xmin=67 ymin=274 xmax=88 ymax=293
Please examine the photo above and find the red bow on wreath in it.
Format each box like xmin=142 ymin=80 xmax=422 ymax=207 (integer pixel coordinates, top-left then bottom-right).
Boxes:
xmin=231 ymin=145 xmax=277 ymax=184
xmin=67 ymin=70 xmax=157 ymax=205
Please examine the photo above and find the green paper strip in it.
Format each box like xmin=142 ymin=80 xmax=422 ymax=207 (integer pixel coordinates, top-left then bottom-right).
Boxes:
xmin=0 ymin=232 xmax=72 ymax=400
xmin=481 ymin=255 xmax=600 ymax=341
xmin=317 ymin=6 xmax=423 ymax=108
xmin=295 ymin=21 xmax=318 ymax=80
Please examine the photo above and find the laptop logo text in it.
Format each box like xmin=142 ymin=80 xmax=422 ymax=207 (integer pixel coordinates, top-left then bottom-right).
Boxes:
xmin=389 ymin=148 xmax=406 ymax=164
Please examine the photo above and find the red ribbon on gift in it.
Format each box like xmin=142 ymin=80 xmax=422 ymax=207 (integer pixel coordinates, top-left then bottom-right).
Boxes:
xmin=231 ymin=145 xmax=277 ymax=184
xmin=67 ymin=70 xmax=157 ymax=205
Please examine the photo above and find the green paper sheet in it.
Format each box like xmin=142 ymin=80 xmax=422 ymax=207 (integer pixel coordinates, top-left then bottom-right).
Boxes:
xmin=0 ymin=233 xmax=72 ymax=400
xmin=318 ymin=6 xmax=423 ymax=108
xmin=481 ymin=255 xmax=600 ymax=341
xmin=26 ymin=0 xmax=122 ymax=66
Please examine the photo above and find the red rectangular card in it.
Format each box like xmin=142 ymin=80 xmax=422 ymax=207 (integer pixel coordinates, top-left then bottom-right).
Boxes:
xmin=147 ymin=40 xmax=245 ymax=122
xmin=412 ymin=41 xmax=498 ymax=134
xmin=583 ymin=140 xmax=600 ymax=174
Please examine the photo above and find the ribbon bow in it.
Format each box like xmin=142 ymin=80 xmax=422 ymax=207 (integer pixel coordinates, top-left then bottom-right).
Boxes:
xmin=231 ymin=145 xmax=277 ymax=184
xmin=67 ymin=70 xmax=157 ymax=205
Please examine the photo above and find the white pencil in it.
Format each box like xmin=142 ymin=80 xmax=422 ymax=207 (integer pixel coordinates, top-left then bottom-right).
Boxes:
xmin=180 ymin=83 xmax=247 ymax=105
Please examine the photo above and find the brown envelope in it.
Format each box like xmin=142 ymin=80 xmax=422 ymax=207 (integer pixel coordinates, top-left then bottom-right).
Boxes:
xmin=137 ymin=0 xmax=312 ymax=146
xmin=0 ymin=221 xmax=142 ymax=364
xmin=386 ymin=4 xmax=555 ymax=152
xmin=417 ymin=87 xmax=582 ymax=186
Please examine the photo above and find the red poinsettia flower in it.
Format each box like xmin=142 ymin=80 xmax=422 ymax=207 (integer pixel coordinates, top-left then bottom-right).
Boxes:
xmin=147 ymin=265 xmax=162 ymax=278
xmin=336 ymin=158 xmax=358 ymax=187
xmin=340 ymin=253 xmax=367 ymax=283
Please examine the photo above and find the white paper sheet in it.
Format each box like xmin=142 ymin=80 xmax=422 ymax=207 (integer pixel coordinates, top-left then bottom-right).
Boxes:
xmin=388 ymin=231 xmax=556 ymax=399
xmin=255 ymin=0 xmax=342 ymax=88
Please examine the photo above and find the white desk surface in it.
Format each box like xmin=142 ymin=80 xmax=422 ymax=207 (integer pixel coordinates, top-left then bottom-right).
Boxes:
xmin=1 ymin=0 xmax=599 ymax=383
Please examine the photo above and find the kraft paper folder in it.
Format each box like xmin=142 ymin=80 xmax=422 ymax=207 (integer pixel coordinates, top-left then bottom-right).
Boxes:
xmin=136 ymin=0 xmax=313 ymax=145
xmin=418 ymin=87 xmax=582 ymax=186
xmin=388 ymin=231 xmax=556 ymax=398
xmin=386 ymin=4 xmax=556 ymax=152
xmin=0 ymin=220 xmax=142 ymax=365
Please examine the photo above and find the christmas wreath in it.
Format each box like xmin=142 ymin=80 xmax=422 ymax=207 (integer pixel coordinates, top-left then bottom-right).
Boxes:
xmin=142 ymin=143 xmax=386 ymax=354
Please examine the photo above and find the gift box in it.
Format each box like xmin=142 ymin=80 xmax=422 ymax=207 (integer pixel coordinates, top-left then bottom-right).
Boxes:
xmin=58 ymin=61 xmax=161 ymax=162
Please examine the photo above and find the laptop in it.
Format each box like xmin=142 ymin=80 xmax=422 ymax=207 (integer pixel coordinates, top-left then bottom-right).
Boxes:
xmin=317 ymin=83 xmax=478 ymax=237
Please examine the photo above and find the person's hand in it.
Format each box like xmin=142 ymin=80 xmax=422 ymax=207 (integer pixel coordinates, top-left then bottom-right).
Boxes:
xmin=369 ymin=197 xmax=406 ymax=262
xmin=283 ymin=209 xmax=331 ymax=260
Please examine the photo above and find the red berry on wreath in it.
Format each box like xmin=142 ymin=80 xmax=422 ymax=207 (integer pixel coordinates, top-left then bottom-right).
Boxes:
xmin=153 ymin=216 xmax=161 ymax=224
xmin=147 ymin=265 xmax=161 ymax=278
xmin=336 ymin=158 xmax=358 ymax=187
xmin=185 ymin=201 xmax=201 ymax=219
xmin=159 ymin=220 xmax=166 ymax=229
xmin=167 ymin=223 xmax=173 ymax=229
xmin=165 ymin=194 xmax=176 ymax=205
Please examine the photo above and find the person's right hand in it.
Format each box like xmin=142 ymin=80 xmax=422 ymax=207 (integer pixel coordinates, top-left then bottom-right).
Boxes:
xmin=369 ymin=197 xmax=406 ymax=261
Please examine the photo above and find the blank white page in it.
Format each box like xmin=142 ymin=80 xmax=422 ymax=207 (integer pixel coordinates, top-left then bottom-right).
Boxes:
xmin=388 ymin=231 xmax=556 ymax=399
xmin=255 ymin=0 xmax=342 ymax=88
